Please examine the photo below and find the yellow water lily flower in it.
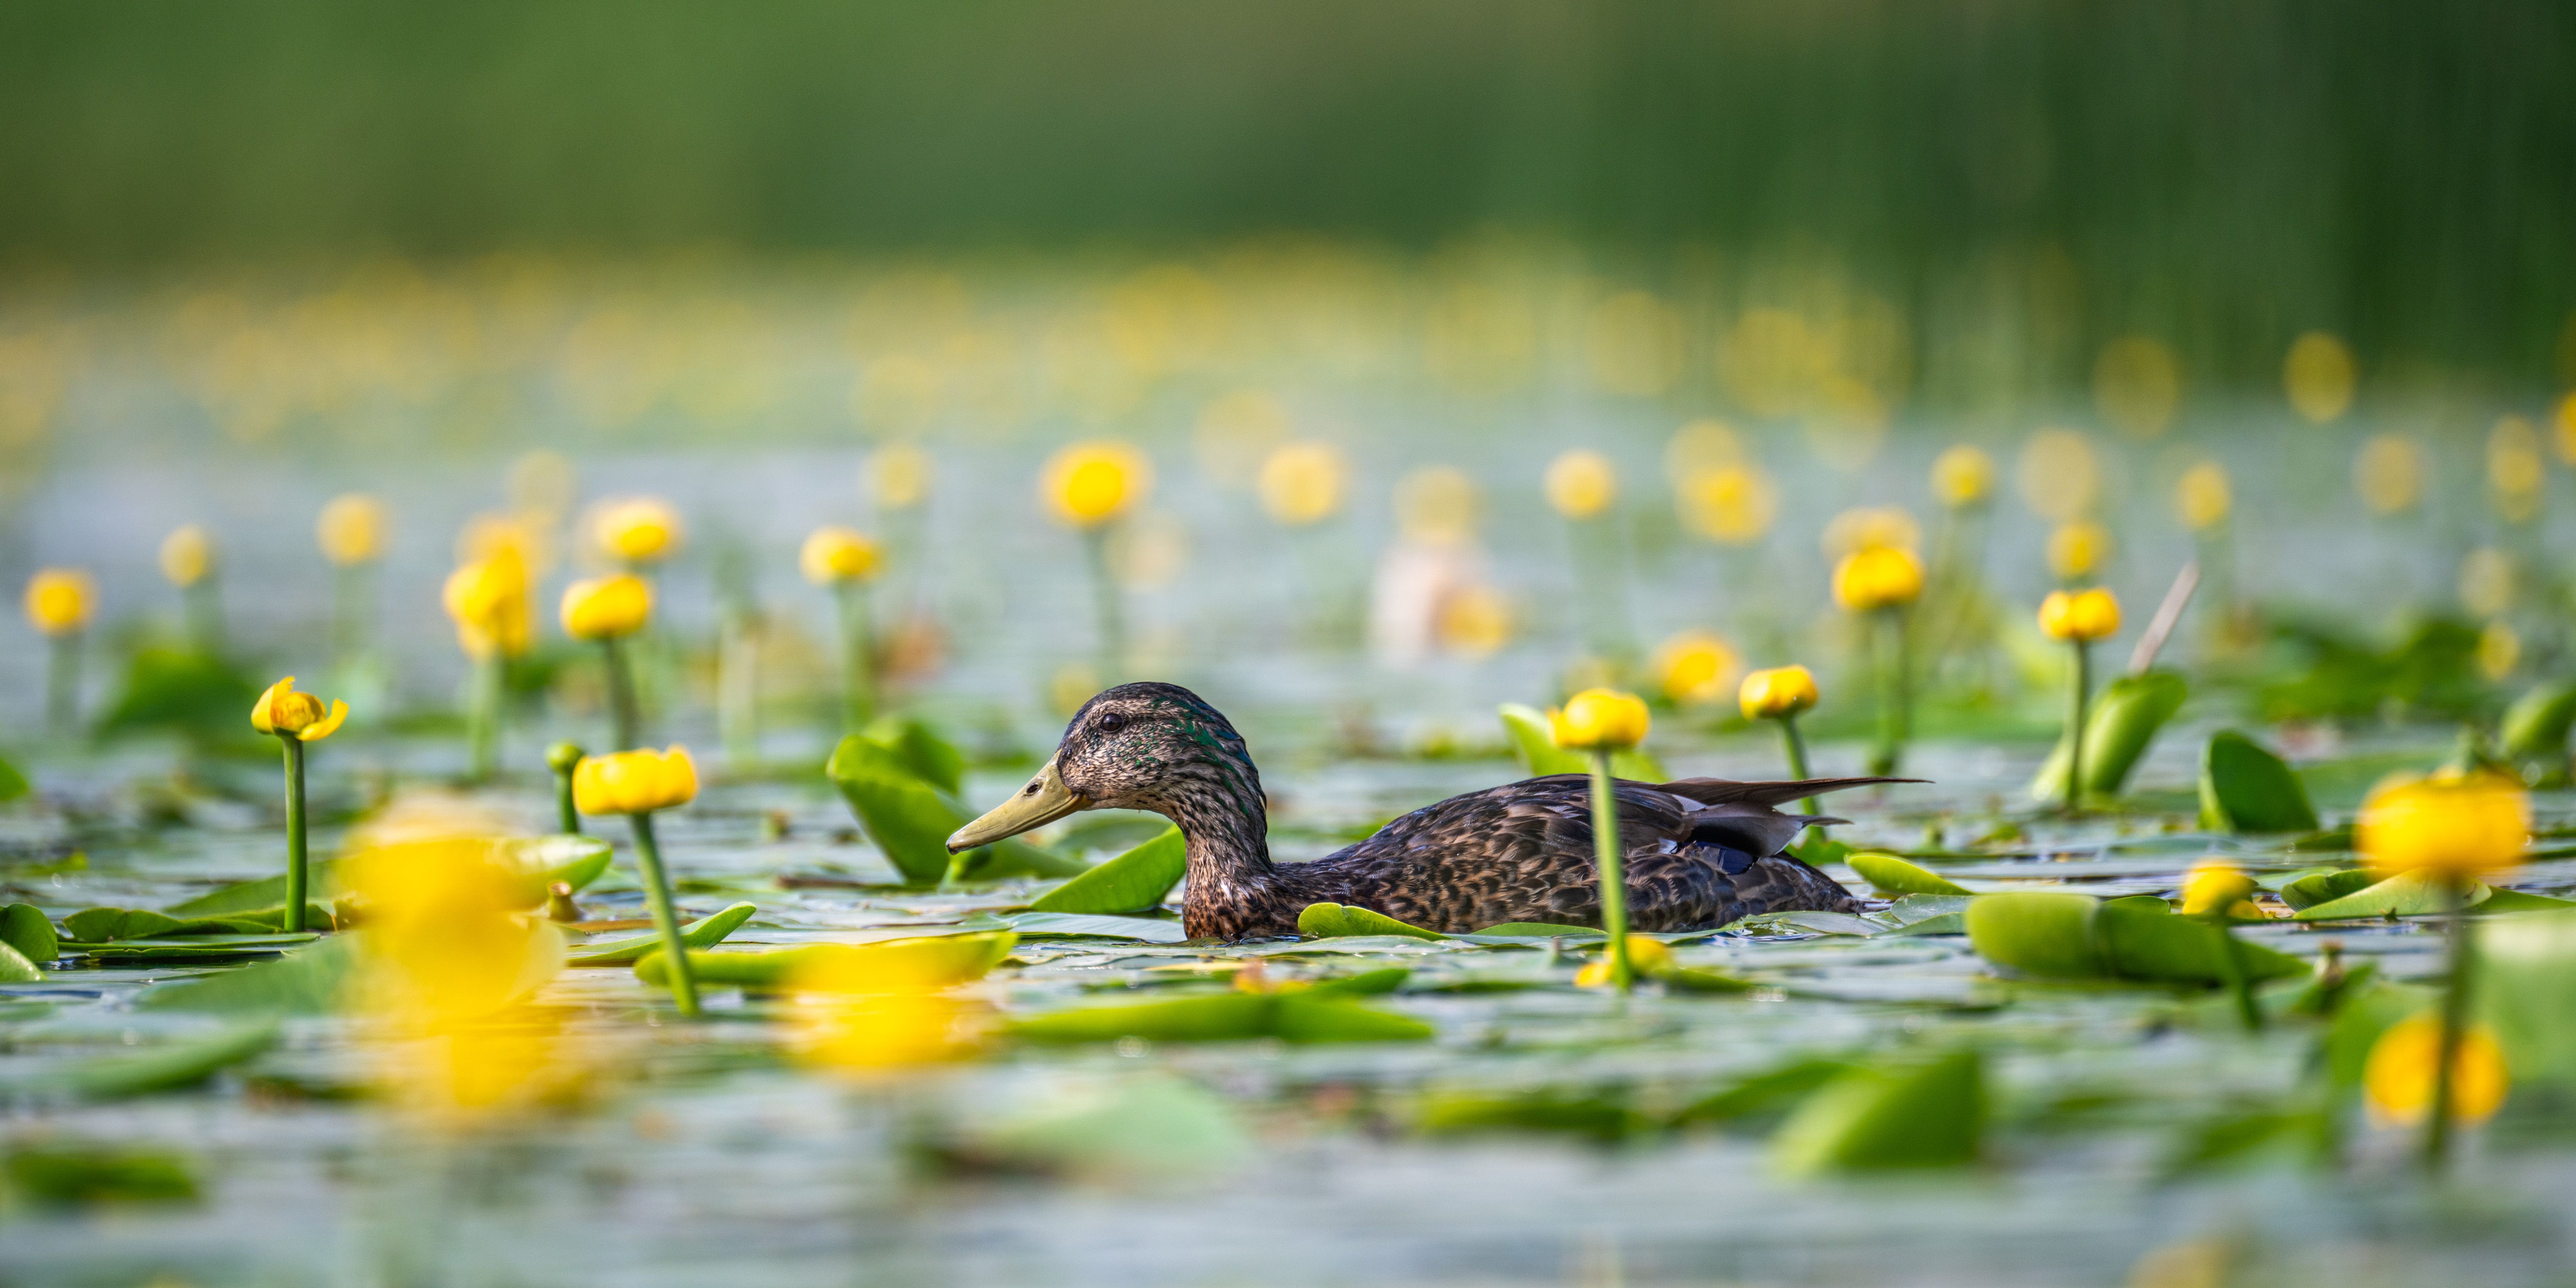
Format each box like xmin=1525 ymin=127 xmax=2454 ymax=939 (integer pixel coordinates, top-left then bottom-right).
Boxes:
xmin=2365 ymin=1014 xmax=2509 ymax=1127
xmin=250 ymin=677 xmax=349 ymax=741
xmin=2175 ymin=463 xmax=2231 ymax=533
xmin=559 ymin=574 xmax=653 ymax=641
xmin=2047 ymin=520 xmax=2114 ymax=580
xmin=872 ymin=443 xmax=934 ymax=510
xmin=1575 ymin=936 xmax=1674 ymax=987
xmin=787 ymin=947 xmax=984 ymax=1072
xmin=2038 ymin=587 xmax=2120 ymax=642
xmin=1042 ymin=440 xmax=1153 ymax=528
xmin=1675 ymin=464 xmax=1777 ymax=544
xmin=800 ymin=527 xmax=883 ymax=584
xmin=317 ymin=493 xmax=387 ymax=566
xmin=1739 ymin=665 xmax=1820 ymax=720
xmin=1257 ymin=442 xmax=1346 ymax=526
xmin=160 ymin=523 xmax=216 ymax=588
xmin=1651 ymin=631 xmax=1741 ymax=707
xmin=1831 ymin=546 xmax=1924 ymax=611
xmin=1544 ymin=450 xmax=1618 ymax=520
xmin=1931 ymin=445 xmax=1994 ymax=508
xmin=2357 ymin=771 xmax=2528 ymax=881
xmin=443 ymin=551 xmax=533 ymax=659
xmin=2284 ymin=332 xmax=2356 ymax=424
xmin=23 ymin=568 xmax=94 ymax=636
xmin=592 ymin=497 xmax=684 ymax=565
xmin=1552 ymin=688 xmax=1650 ymax=752
xmin=2178 ymin=858 xmax=2260 ymax=918
xmin=572 ymin=745 xmax=699 ymax=816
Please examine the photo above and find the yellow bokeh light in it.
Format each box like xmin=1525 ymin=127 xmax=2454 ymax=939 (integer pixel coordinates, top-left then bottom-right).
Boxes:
xmin=1258 ymin=441 xmax=1348 ymax=526
xmin=2283 ymin=332 xmax=2357 ymax=424
xmin=1587 ymin=290 xmax=1686 ymax=398
xmin=2459 ymin=547 xmax=2514 ymax=619
xmin=2490 ymin=415 xmax=2545 ymax=523
xmin=1394 ymin=465 xmax=1479 ymax=545
xmin=2355 ymin=433 xmax=2424 ymax=515
xmin=1674 ymin=465 xmax=1776 ymax=545
xmin=2017 ymin=428 xmax=2100 ymax=522
xmin=1543 ymin=450 xmax=1618 ymax=520
xmin=2174 ymin=462 xmax=2230 ymax=533
xmin=2094 ymin=335 xmax=2182 ymax=437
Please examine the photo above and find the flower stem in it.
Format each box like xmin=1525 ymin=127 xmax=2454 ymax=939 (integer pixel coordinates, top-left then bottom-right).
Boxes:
xmin=1084 ymin=524 xmax=1125 ymax=680
xmin=2427 ymin=875 xmax=2472 ymax=1173
xmin=1868 ymin=608 xmax=1910 ymax=775
xmin=1589 ymin=750 xmax=1632 ymax=993
xmin=553 ymin=766 xmax=581 ymax=836
xmin=1777 ymin=714 xmax=1820 ymax=817
xmin=281 ymin=735 xmax=308 ymax=934
xmin=835 ymin=580 xmax=876 ymax=732
xmin=46 ymin=631 xmax=79 ymax=737
xmin=2063 ymin=640 xmax=2091 ymax=814
xmin=603 ymin=638 xmax=641 ymax=751
xmin=468 ymin=655 xmax=502 ymax=783
xmin=627 ymin=811 xmax=700 ymax=1018
xmin=2209 ymin=916 xmax=2261 ymax=1031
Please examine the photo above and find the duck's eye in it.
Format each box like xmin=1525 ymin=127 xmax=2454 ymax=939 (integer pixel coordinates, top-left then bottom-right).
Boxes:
xmin=1096 ymin=712 xmax=1128 ymax=734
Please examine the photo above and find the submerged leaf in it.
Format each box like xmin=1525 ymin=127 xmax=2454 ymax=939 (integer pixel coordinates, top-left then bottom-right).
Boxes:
xmin=1029 ymin=826 xmax=1185 ymax=914
xmin=1299 ymin=902 xmax=1446 ymax=941
xmin=2198 ymin=730 xmax=2321 ymax=834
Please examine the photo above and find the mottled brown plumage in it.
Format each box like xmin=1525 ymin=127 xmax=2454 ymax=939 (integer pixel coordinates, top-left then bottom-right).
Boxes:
xmin=1025 ymin=682 xmax=1908 ymax=941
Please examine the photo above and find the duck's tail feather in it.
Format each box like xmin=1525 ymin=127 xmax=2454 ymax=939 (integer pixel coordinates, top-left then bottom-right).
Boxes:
xmin=1656 ymin=776 xmax=1923 ymax=809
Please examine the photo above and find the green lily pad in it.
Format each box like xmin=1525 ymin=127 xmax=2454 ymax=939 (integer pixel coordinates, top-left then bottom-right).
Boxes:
xmin=0 ymin=753 xmax=27 ymax=803
xmin=1497 ymin=704 xmax=1663 ymax=781
xmin=1007 ymin=991 xmax=1431 ymax=1045
xmin=3 ymin=1146 xmax=199 ymax=1207
xmin=1415 ymin=1088 xmax=1653 ymax=1142
xmin=2479 ymin=909 xmax=2576 ymax=1089
xmin=1772 ymin=1050 xmax=1985 ymax=1174
xmin=635 ymin=930 xmax=1018 ymax=989
xmin=76 ymin=933 xmax=321 ymax=961
xmin=2091 ymin=900 xmax=2305 ymax=984
xmin=860 ymin=715 xmax=966 ymax=795
xmin=2503 ymin=681 xmax=2576 ymax=764
xmin=1306 ymin=967 xmax=1411 ymax=996
xmin=566 ymin=902 xmax=757 ymax=966
xmin=1298 ymin=902 xmax=1445 ymax=941
xmin=0 ymin=941 xmax=41 ymax=983
xmin=1 ymin=1021 xmax=280 ymax=1100
xmin=1672 ymin=1058 xmax=1859 ymax=1125
xmin=2292 ymin=869 xmax=2488 ymax=921
xmin=2029 ymin=671 xmax=2188 ymax=802
xmin=1848 ymin=853 xmax=1972 ymax=897
xmin=137 ymin=939 xmax=358 ymax=1014
xmin=826 ymin=735 xmax=1081 ymax=885
xmin=2479 ymin=889 xmax=2576 ymax=914
xmin=1029 ymin=826 xmax=1185 ymax=914
xmin=1 ymin=904 xmax=57 ymax=965
xmin=2278 ymin=867 xmax=2378 ymax=910
xmin=1964 ymin=892 xmax=2103 ymax=978
xmin=163 ymin=835 xmax=612 ymax=920
xmin=1887 ymin=912 xmax=1968 ymax=937
xmin=2198 ymin=730 xmax=2321 ymax=834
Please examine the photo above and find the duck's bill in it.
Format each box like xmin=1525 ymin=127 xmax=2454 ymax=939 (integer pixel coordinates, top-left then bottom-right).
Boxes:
xmin=947 ymin=753 xmax=1089 ymax=852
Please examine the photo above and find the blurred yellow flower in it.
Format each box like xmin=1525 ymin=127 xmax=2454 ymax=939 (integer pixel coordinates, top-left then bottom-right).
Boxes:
xmin=317 ymin=493 xmax=387 ymax=566
xmin=2358 ymin=771 xmax=2527 ymax=881
xmin=458 ymin=511 xmax=542 ymax=569
xmin=2047 ymin=520 xmax=2114 ymax=580
xmin=2038 ymin=587 xmax=2120 ymax=642
xmin=1396 ymin=465 xmax=1480 ymax=545
xmin=2017 ymin=429 xmax=2100 ymax=522
xmin=160 ymin=523 xmax=216 ymax=588
xmin=800 ymin=526 xmax=883 ymax=584
xmin=1651 ymin=631 xmax=1742 ymax=707
xmin=1433 ymin=583 xmax=1511 ymax=658
xmin=1552 ymin=688 xmax=1650 ymax=751
xmin=1831 ymin=546 xmax=1924 ymax=611
xmin=1043 ymin=440 xmax=1153 ymax=528
xmin=2175 ymin=462 xmax=2230 ymax=533
xmin=786 ymin=944 xmax=988 ymax=1073
xmin=1257 ymin=442 xmax=1347 ymax=526
xmin=2355 ymin=434 xmax=2423 ymax=515
xmin=592 ymin=497 xmax=684 ymax=565
xmin=23 ymin=568 xmax=93 ymax=636
xmin=872 ymin=443 xmax=934 ymax=510
xmin=1544 ymin=450 xmax=1618 ymax=520
xmin=559 ymin=574 xmax=653 ymax=641
xmin=2178 ymin=858 xmax=2259 ymax=919
xmin=1822 ymin=507 xmax=1920 ymax=559
xmin=2365 ymin=1014 xmax=2509 ymax=1128
xmin=2095 ymin=335 xmax=2182 ymax=437
xmin=1931 ymin=445 xmax=1994 ymax=508
xmin=2479 ymin=620 xmax=2521 ymax=682
xmin=1665 ymin=419 xmax=1745 ymax=479
xmin=1575 ymin=936 xmax=1673 ymax=987
xmin=1739 ymin=665 xmax=1819 ymax=720
xmin=1587 ymin=290 xmax=1685 ymax=397
xmin=2489 ymin=415 xmax=2545 ymax=523
xmin=250 ymin=676 xmax=348 ymax=741
xmin=1675 ymin=465 xmax=1776 ymax=544
xmin=2459 ymin=547 xmax=2514 ymax=619
xmin=574 ymin=745 xmax=699 ymax=815
xmin=442 ymin=550 xmax=532 ymax=660
xmin=2284 ymin=332 xmax=2357 ymax=424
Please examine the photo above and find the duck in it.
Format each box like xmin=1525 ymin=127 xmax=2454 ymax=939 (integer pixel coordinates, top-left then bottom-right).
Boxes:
xmin=949 ymin=681 xmax=1910 ymax=941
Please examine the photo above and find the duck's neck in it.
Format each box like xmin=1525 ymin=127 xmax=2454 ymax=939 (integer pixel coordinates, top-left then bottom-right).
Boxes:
xmin=1153 ymin=767 xmax=1276 ymax=909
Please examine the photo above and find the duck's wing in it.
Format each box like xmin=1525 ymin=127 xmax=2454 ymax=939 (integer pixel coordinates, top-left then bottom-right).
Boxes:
xmin=1657 ymin=776 xmax=1923 ymax=809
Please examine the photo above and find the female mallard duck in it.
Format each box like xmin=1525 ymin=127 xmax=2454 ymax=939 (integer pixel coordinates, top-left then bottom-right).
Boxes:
xmin=951 ymin=682 xmax=1908 ymax=941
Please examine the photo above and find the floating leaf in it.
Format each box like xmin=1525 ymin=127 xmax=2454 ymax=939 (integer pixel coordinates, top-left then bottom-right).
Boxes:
xmin=2278 ymin=867 xmax=2377 ymax=911
xmin=1028 ymin=826 xmax=1185 ymax=914
xmin=4 ymin=1146 xmax=199 ymax=1207
xmin=0 ymin=753 xmax=26 ymax=803
xmin=0 ymin=941 xmax=39 ymax=983
xmin=75 ymin=933 xmax=320 ymax=961
xmin=1673 ymin=1058 xmax=1860 ymax=1126
xmin=636 ymin=931 xmax=1017 ymax=990
xmin=2479 ymin=909 xmax=2576 ymax=1090
xmin=1307 ymin=966 xmax=1410 ymax=996
xmin=0 ymin=904 xmax=56 ymax=965
xmin=163 ymin=835 xmax=610 ymax=921
xmin=2481 ymin=889 xmax=2576 ymax=913
xmin=1965 ymin=892 xmax=2104 ymax=978
xmin=2 ymin=1021 xmax=280 ymax=1100
xmin=2198 ymin=730 xmax=2321 ymax=834
xmin=2029 ymin=671 xmax=2189 ymax=801
xmin=137 ymin=939 xmax=357 ymax=1014
xmin=1007 ymin=991 xmax=1430 ymax=1045
xmin=2502 ymin=682 xmax=2576 ymax=765
xmin=2091 ymin=901 xmax=2305 ymax=984
xmin=953 ymin=1073 xmax=1249 ymax=1179
xmin=1661 ymin=966 xmax=1759 ymax=993
xmin=2291 ymin=869 xmax=2488 ymax=921
xmin=1772 ymin=1050 xmax=1985 ymax=1174
xmin=1497 ymin=704 xmax=1664 ymax=781
xmin=1848 ymin=853 xmax=1971 ymax=897
xmin=1270 ymin=993 xmax=1438 ymax=1042
xmin=98 ymin=646 xmax=261 ymax=742
xmin=1005 ymin=911 xmax=1191 ymax=942
xmin=1415 ymin=1088 xmax=1652 ymax=1142
xmin=566 ymin=902 xmax=756 ymax=966
xmin=826 ymin=735 xmax=1081 ymax=885
xmin=1887 ymin=913 xmax=1967 ymax=937
xmin=1298 ymin=902 xmax=1445 ymax=941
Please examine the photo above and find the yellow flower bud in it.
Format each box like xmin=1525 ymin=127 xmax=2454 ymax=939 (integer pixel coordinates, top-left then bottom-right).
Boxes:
xmin=2046 ymin=520 xmax=2113 ymax=580
xmin=1433 ymin=584 xmax=1512 ymax=659
xmin=23 ymin=568 xmax=94 ymax=636
xmin=1738 ymin=665 xmax=1820 ymax=721
xmin=1674 ymin=465 xmax=1776 ymax=544
xmin=1574 ymin=936 xmax=1674 ymax=987
xmin=559 ymin=574 xmax=653 ymax=642
xmin=1543 ymin=450 xmax=1618 ymax=520
xmin=1831 ymin=546 xmax=1924 ymax=612
xmin=443 ymin=551 xmax=532 ymax=660
xmin=250 ymin=676 xmax=348 ymax=741
xmin=2357 ymin=771 xmax=2527 ymax=881
xmin=317 ymin=493 xmax=387 ymax=567
xmin=800 ymin=527 xmax=883 ymax=584
xmin=2178 ymin=859 xmax=2258 ymax=918
xmin=1930 ymin=445 xmax=1994 ymax=508
xmin=1823 ymin=507 xmax=1921 ymax=559
xmin=1651 ymin=630 xmax=1741 ymax=707
xmin=1551 ymin=688 xmax=1650 ymax=752
xmin=2175 ymin=462 xmax=2230 ymax=533
xmin=572 ymin=745 xmax=700 ymax=816
xmin=2037 ymin=588 xmax=2121 ymax=643
xmin=592 ymin=497 xmax=684 ymax=565
xmin=1042 ymin=441 xmax=1153 ymax=528
xmin=2365 ymin=1014 xmax=2509 ymax=1127
xmin=160 ymin=524 xmax=216 ymax=589
xmin=1257 ymin=442 xmax=1346 ymax=527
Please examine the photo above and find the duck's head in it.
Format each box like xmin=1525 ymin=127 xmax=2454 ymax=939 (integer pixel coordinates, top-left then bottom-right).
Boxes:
xmin=947 ymin=681 xmax=1264 ymax=853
